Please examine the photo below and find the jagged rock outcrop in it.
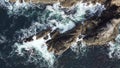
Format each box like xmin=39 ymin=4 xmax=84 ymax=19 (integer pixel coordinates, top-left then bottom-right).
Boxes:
xmin=46 ymin=23 xmax=85 ymax=55
xmin=20 ymin=0 xmax=120 ymax=55
xmin=83 ymin=4 xmax=120 ymax=45
xmin=83 ymin=19 xmax=120 ymax=46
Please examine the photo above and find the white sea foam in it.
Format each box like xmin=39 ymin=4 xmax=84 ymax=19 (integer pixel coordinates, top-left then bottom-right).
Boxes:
xmin=1 ymin=0 xmax=106 ymax=67
xmin=7 ymin=22 xmax=54 ymax=67
xmin=70 ymin=37 xmax=87 ymax=56
xmin=13 ymin=34 xmax=55 ymax=67
xmin=108 ymin=34 xmax=120 ymax=59
xmin=69 ymin=2 xmax=105 ymax=22
xmin=14 ymin=22 xmax=47 ymax=40
xmin=45 ymin=2 xmax=105 ymax=33
xmin=0 ymin=35 xmax=7 ymax=44
xmin=4 ymin=1 xmax=105 ymax=33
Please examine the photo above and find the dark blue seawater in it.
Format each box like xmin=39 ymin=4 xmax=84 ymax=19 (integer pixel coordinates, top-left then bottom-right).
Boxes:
xmin=0 ymin=3 xmax=120 ymax=68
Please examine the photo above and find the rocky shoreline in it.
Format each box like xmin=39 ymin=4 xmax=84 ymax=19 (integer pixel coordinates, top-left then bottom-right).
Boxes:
xmin=10 ymin=0 xmax=120 ymax=55
xmin=9 ymin=0 xmax=120 ymax=7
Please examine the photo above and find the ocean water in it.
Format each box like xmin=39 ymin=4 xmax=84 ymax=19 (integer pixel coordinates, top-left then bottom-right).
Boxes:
xmin=0 ymin=0 xmax=120 ymax=68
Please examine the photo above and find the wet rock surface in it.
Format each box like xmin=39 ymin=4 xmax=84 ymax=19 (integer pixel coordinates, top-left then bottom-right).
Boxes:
xmin=0 ymin=0 xmax=120 ymax=68
xmin=18 ymin=0 xmax=120 ymax=55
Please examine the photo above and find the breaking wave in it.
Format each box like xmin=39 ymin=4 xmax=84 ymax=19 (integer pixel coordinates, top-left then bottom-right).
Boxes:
xmin=0 ymin=0 xmax=107 ymax=68
xmin=108 ymin=30 xmax=120 ymax=59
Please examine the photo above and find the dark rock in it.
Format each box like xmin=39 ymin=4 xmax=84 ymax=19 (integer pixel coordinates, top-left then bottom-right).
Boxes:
xmin=21 ymin=0 xmax=120 ymax=55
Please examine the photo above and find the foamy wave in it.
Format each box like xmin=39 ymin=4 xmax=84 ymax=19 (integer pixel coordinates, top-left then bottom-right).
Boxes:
xmin=9 ymin=22 xmax=55 ymax=67
xmin=6 ymin=0 xmax=29 ymax=10
xmin=14 ymin=22 xmax=47 ymax=40
xmin=13 ymin=34 xmax=55 ymax=67
xmin=70 ymin=37 xmax=87 ymax=56
xmin=3 ymin=1 xmax=105 ymax=33
xmin=108 ymin=34 xmax=120 ymax=59
xmin=3 ymin=1 xmax=106 ymax=67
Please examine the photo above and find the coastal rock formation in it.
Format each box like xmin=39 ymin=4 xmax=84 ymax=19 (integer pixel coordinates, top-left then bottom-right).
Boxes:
xmin=111 ymin=0 xmax=120 ymax=6
xmin=83 ymin=18 xmax=120 ymax=46
xmin=83 ymin=4 xmax=120 ymax=45
xmin=17 ymin=0 xmax=120 ymax=55
xmin=9 ymin=0 xmax=118 ymax=7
